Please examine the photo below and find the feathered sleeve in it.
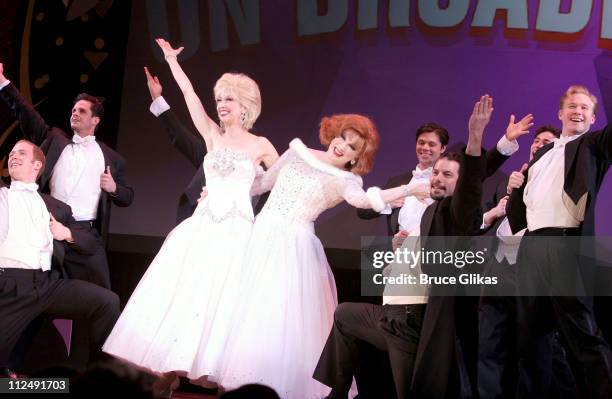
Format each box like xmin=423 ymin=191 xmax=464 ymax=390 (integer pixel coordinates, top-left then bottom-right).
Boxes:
xmin=340 ymin=177 xmax=386 ymax=212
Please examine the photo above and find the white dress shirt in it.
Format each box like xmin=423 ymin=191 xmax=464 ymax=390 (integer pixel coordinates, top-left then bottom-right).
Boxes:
xmin=383 ymin=232 xmax=429 ymax=305
xmin=396 ymin=166 xmax=435 ymax=233
xmin=494 ymin=217 xmax=526 ymax=265
xmin=0 ymin=79 xmax=105 ymax=221
xmin=0 ymin=183 xmax=53 ymax=270
xmin=50 ymin=134 xmax=105 ymax=221
xmin=523 ymin=134 xmax=586 ymax=231
xmin=380 ymin=135 xmax=519 ymax=305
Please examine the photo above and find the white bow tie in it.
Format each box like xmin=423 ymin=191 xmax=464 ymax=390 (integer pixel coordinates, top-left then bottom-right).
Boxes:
xmin=10 ymin=181 xmax=39 ymax=192
xmin=412 ymin=167 xmax=432 ymax=179
xmin=555 ymin=133 xmax=583 ymax=148
xmin=72 ymin=134 xmax=96 ymax=145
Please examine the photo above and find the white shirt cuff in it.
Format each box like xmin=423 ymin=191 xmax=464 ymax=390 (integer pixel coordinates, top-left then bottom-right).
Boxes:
xmin=0 ymin=80 xmax=11 ymax=91
xmin=380 ymin=204 xmax=392 ymax=215
xmin=480 ymin=214 xmax=490 ymax=230
xmin=496 ymin=134 xmax=519 ymax=156
xmin=150 ymin=96 xmax=170 ymax=117
xmin=366 ymin=187 xmax=386 ymax=213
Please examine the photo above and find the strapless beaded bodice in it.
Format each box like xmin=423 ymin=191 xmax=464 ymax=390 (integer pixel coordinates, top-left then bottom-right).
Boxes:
xmin=193 ymin=148 xmax=256 ymax=223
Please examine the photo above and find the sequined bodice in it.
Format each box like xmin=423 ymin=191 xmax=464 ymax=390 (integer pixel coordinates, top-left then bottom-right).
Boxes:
xmin=194 ymin=148 xmax=256 ymax=222
xmin=258 ymin=152 xmax=348 ymax=225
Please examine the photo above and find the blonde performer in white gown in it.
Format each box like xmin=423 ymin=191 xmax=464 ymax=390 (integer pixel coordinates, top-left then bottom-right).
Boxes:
xmin=102 ymin=39 xmax=278 ymax=395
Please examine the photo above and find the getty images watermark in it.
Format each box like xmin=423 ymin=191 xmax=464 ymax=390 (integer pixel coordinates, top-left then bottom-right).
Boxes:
xmin=360 ymin=236 xmax=612 ymax=297
xmin=371 ymin=244 xmax=496 ymax=286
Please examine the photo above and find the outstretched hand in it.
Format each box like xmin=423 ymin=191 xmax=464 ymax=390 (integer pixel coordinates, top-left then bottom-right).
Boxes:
xmin=392 ymin=230 xmax=409 ymax=251
xmin=507 ymin=163 xmax=529 ymax=194
xmin=505 ymin=114 xmax=534 ymax=141
xmin=468 ymin=94 xmax=494 ymax=137
xmin=493 ymin=195 xmax=509 ymax=218
xmin=144 ymin=67 xmax=162 ymax=100
xmin=409 ymin=181 xmax=431 ymax=203
xmin=100 ymin=166 xmax=117 ymax=194
xmin=466 ymin=95 xmax=493 ymax=156
xmin=155 ymin=38 xmax=184 ymax=60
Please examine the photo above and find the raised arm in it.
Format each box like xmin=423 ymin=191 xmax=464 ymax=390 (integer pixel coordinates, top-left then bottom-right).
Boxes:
xmin=592 ymin=123 xmax=612 ymax=163
xmin=452 ymin=95 xmax=491 ymax=234
xmin=155 ymin=39 xmax=220 ymax=149
xmin=465 ymin=94 xmax=493 ymax=156
xmin=145 ymin=67 xmax=206 ymax=168
xmin=0 ymin=62 xmax=54 ymax=145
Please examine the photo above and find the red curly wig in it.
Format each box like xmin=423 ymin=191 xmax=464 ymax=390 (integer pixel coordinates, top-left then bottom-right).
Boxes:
xmin=319 ymin=114 xmax=380 ymax=175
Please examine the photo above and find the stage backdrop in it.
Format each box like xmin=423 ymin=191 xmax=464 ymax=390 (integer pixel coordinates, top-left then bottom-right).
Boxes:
xmin=113 ymin=0 xmax=612 ymax=249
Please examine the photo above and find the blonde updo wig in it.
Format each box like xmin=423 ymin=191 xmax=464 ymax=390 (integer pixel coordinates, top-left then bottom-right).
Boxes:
xmin=214 ymin=72 xmax=262 ymax=130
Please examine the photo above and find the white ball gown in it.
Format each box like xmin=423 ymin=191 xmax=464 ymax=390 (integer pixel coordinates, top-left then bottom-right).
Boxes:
xmin=103 ymin=148 xmax=256 ymax=379
xmin=218 ymin=138 xmax=384 ymax=398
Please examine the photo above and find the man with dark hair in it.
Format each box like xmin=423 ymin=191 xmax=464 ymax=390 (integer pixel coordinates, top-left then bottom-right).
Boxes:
xmin=0 ymin=140 xmax=119 ymax=374
xmin=0 ymin=62 xmax=133 ymax=289
xmin=358 ymin=122 xmax=449 ymax=237
xmin=74 ymin=93 xmax=104 ymax=126
xmin=409 ymin=107 xmax=535 ymax=399
xmin=315 ymin=96 xmax=528 ymax=399
xmin=506 ymin=85 xmax=612 ymax=398
xmin=350 ymin=122 xmax=448 ymax=397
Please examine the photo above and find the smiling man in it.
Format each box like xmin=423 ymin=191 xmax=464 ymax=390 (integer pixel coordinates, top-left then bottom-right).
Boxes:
xmin=0 ymin=139 xmax=119 ymax=374
xmin=0 ymin=62 xmax=133 ymax=289
xmin=506 ymin=85 xmax=612 ymax=398
xmin=357 ymin=123 xmax=449 ymax=237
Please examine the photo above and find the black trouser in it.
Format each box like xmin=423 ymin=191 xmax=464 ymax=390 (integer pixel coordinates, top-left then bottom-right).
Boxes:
xmin=515 ymin=228 xmax=612 ymax=399
xmin=64 ymin=221 xmax=110 ymax=289
xmin=313 ymin=302 xmax=425 ymax=399
xmin=0 ymin=268 xmax=119 ymax=368
xmin=479 ymin=257 xmax=518 ymax=399
xmin=479 ymin=257 xmax=578 ymax=399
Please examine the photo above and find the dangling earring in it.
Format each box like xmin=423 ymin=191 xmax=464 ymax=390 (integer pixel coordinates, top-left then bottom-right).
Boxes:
xmin=219 ymin=120 xmax=226 ymax=134
xmin=240 ymin=112 xmax=247 ymax=128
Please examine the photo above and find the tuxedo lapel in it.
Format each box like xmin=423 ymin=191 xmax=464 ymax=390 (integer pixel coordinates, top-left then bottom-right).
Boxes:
xmin=41 ymin=195 xmax=67 ymax=276
xmin=420 ymin=202 xmax=438 ymax=238
xmin=564 ymin=137 xmax=588 ymax=204
xmin=528 ymin=141 xmax=553 ymax=168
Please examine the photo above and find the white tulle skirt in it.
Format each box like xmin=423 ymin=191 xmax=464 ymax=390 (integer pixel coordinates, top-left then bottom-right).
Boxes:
xmin=102 ymin=206 xmax=253 ymax=380
xmin=217 ymin=214 xmax=337 ymax=398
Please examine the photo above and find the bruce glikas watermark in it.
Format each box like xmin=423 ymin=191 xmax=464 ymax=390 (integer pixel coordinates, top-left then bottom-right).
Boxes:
xmin=370 ymin=247 xmax=498 ymax=286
